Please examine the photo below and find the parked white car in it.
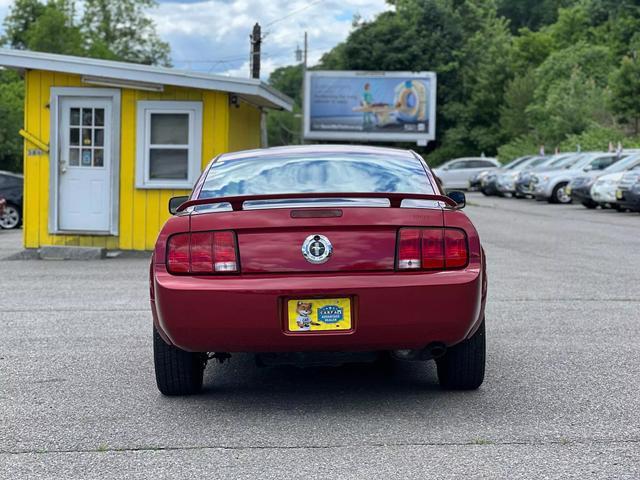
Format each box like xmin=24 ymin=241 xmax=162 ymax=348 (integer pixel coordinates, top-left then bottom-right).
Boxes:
xmin=531 ymin=152 xmax=625 ymax=203
xmin=590 ymin=153 xmax=640 ymax=207
xmin=432 ymin=157 xmax=500 ymax=190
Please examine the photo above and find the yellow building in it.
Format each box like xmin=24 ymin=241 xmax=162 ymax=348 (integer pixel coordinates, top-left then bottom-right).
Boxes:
xmin=0 ymin=49 xmax=292 ymax=252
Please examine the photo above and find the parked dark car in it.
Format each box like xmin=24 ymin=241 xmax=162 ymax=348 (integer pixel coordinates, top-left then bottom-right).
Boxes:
xmin=622 ymin=178 xmax=640 ymax=212
xmin=480 ymin=155 xmax=532 ymax=196
xmin=568 ymin=153 xmax=640 ymax=209
xmin=616 ymin=166 xmax=640 ymax=212
xmin=0 ymin=171 xmax=23 ymax=229
xmin=514 ymin=153 xmax=580 ymax=198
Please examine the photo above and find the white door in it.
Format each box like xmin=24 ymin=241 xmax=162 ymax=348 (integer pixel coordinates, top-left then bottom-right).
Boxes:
xmin=58 ymin=98 xmax=112 ymax=232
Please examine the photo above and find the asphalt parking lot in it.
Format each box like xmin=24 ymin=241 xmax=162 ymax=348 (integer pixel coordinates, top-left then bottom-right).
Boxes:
xmin=1 ymin=195 xmax=639 ymax=479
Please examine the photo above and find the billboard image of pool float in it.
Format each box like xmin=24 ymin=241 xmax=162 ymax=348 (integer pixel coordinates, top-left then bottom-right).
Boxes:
xmin=352 ymin=80 xmax=428 ymax=128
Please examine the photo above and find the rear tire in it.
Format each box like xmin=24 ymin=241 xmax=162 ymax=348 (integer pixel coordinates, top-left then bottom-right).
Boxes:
xmin=581 ymin=200 xmax=597 ymax=209
xmin=154 ymin=327 xmax=206 ymax=396
xmin=437 ymin=320 xmax=486 ymax=390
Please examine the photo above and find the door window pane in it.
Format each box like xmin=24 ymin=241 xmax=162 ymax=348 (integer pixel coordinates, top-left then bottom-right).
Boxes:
xmin=82 ymin=108 xmax=93 ymax=126
xmin=82 ymin=149 xmax=92 ymax=167
xmin=69 ymin=148 xmax=79 ymax=166
xmin=149 ymin=149 xmax=189 ymax=179
xmin=82 ymin=129 xmax=92 ymax=146
xmin=94 ymin=129 xmax=104 ymax=147
xmin=70 ymin=128 xmax=79 ymax=146
xmin=150 ymin=113 xmax=189 ymax=145
xmin=94 ymin=108 xmax=104 ymax=126
xmin=94 ymin=149 xmax=104 ymax=167
xmin=70 ymin=108 xmax=80 ymax=125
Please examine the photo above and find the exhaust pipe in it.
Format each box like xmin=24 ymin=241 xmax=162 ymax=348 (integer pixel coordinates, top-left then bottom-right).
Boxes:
xmin=392 ymin=342 xmax=447 ymax=361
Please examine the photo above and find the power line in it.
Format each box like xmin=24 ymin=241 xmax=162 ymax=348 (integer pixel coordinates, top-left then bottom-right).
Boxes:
xmin=264 ymin=0 xmax=325 ymax=28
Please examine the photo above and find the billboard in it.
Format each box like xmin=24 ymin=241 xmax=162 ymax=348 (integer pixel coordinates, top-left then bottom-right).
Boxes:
xmin=303 ymin=71 xmax=437 ymax=146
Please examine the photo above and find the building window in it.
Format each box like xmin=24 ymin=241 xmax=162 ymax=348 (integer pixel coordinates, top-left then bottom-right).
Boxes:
xmin=136 ymin=101 xmax=202 ymax=189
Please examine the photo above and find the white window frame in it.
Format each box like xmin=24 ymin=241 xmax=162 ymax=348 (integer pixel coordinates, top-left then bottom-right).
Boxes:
xmin=135 ymin=101 xmax=202 ymax=189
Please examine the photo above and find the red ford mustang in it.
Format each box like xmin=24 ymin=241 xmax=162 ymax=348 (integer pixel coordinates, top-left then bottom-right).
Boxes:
xmin=151 ymin=145 xmax=487 ymax=395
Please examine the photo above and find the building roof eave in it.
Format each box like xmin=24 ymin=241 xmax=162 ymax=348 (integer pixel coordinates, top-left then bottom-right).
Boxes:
xmin=0 ymin=48 xmax=294 ymax=111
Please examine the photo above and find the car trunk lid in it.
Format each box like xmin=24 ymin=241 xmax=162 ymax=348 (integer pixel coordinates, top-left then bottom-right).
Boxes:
xmin=188 ymin=202 xmax=445 ymax=273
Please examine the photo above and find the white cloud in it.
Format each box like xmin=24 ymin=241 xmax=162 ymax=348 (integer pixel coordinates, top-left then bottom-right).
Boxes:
xmin=0 ymin=0 xmax=390 ymax=80
xmin=151 ymin=0 xmax=391 ymax=79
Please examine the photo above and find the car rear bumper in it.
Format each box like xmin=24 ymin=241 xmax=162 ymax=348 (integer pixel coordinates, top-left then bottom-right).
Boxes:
xmin=591 ymin=186 xmax=617 ymax=204
xmin=569 ymin=186 xmax=592 ymax=203
xmin=618 ymin=189 xmax=640 ymax=210
xmin=152 ymin=266 xmax=486 ymax=353
xmin=533 ymin=184 xmax=552 ymax=199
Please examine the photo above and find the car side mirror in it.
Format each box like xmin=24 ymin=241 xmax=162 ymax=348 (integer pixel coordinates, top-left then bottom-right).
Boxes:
xmin=447 ymin=190 xmax=466 ymax=209
xmin=168 ymin=195 xmax=189 ymax=215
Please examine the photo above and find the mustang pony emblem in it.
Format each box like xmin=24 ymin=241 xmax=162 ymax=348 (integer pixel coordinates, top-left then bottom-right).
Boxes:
xmin=301 ymin=234 xmax=333 ymax=264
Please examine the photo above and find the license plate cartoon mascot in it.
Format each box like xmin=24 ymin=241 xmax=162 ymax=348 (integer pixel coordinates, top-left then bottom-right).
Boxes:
xmin=296 ymin=301 xmax=316 ymax=331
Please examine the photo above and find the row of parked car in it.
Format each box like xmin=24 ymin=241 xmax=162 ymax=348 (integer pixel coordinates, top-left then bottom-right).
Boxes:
xmin=0 ymin=170 xmax=24 ymax=229
xmin=433 ymin=152 xmax=640 ymax=211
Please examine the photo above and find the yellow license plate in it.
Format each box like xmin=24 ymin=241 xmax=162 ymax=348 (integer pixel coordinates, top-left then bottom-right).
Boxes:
xmin=287 ymin=298 xmax=352 ymax=332
xmin=616 ymin=189 xmax=624 ymax=200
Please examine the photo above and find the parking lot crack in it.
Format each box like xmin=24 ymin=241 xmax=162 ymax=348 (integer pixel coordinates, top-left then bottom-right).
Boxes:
xmin=3 ymin=437 xmax=640 ymax=456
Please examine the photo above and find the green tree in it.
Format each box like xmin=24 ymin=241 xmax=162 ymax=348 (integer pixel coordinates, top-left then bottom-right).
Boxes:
xmin=0 ymin=70 xmax=24 ymax=172
xmin=610 ymin=55 xmax=640 ymax=134
xmin=500 ymin=73 xmax=537 ymax=140
xmin=268 ymin=65 xmax=303 ymax=105
xmin=82 ymin=0 xmax=171 ymax=65
xmin=266 ymin=65 xmax=303 ymax=146
xmin=497 ymin=0 xmax=578 ymax=32
xmin=444 ymin=1 xmax=513 ymax=154
xmin=22 ymin=1 xmax=85 ymax=55
xmin=1 ymin=0 xmax=45 ymax=48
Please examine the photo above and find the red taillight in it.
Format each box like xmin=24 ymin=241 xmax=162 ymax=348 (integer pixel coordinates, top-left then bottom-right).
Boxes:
xmin=422 ymin=229 xmax=445 ymax=269
xmin=213 ymin=231 xmax=238 ymax=272
xmin=190 ymin=232 xmax=214 ymax=273
xmin=397 ymin=228 xmax=421 ymax=269
xmin=444 ymin=229 xmax=468 ymax=268
xmin=167 ymin=231 xmax=238 ymax=274
xmin=167 ymin=233 xmax=190 ymax=273
xmin=397 ymin=228 xmax=468 ymax=271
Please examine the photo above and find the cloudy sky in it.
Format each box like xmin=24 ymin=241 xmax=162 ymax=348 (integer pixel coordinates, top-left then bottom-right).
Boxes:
xmin=0 ymin=0 xmax=391 ymax=79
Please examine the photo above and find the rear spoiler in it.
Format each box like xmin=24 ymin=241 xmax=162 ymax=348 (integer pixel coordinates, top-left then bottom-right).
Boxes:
xmin=176 ymin=192 xmax=459 ymax=213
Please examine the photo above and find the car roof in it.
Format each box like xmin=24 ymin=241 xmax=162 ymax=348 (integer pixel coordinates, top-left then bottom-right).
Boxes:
xmin=217 ymin=144 xmax=418 ymax=163
xmin=0 ymin=170 xmax=23 ymax=179
xmin=446 ymin=157 xmax=498 ymax=162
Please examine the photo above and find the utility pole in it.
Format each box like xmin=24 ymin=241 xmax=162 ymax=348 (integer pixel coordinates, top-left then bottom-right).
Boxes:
xmin=300 ymin=31 xmax=308 ymax=144
xmin=250 ymin=23 xmax=261 ymax=79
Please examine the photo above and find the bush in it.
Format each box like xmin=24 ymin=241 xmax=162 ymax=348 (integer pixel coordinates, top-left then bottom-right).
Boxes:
xmin=497 ymin=135 xmax=540 ymax=163
xmin=558 ymin=126 xmax=640 ymax=152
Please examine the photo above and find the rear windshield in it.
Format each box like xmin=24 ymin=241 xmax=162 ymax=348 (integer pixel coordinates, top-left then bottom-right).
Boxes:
xmin=198 ymin=153 xmax=434 ymax=199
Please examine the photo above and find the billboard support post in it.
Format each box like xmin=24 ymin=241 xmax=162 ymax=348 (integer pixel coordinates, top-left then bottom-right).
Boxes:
xmin=303 ymin=70 xmax=437 ymax=146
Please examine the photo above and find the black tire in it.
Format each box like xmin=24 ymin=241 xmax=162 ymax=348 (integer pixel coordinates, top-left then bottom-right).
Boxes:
xmin=581 ymin=200 xmax=597 ymax=209
xmin=549 ymin=182 xmax=571 ymax=204
xmin=436 ymin=320 xmax=486 ymax=390
xmin=153 ymin=327 xmax=206 ymax=396
xmin=480 ymin=187 xmax=491 ymax=196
